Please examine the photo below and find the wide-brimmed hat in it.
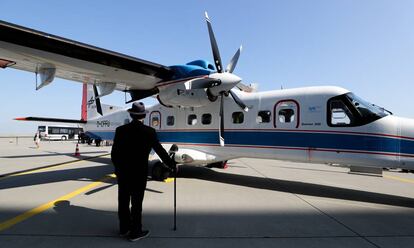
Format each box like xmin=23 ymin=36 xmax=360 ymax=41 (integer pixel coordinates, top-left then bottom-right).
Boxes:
xmin=127 ymin=102 xmax=148 ymax=115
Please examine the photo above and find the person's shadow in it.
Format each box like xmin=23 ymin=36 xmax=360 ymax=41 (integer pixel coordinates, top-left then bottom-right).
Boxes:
xmin=51 ymin=200 xmax=119 ymax=236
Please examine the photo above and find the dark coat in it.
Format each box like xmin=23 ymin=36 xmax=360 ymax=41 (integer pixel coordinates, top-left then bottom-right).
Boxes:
xmin=111 ymin=120 xmax=173 ymax=180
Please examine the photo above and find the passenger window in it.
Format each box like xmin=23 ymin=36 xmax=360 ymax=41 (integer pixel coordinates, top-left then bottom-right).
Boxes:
xmin=257 ymin=111 xmax=271 ymax=123
xmin=278 ymin=109 xmax=295 ymax=123
xmin=202 ymin=114 xmax=212 ymax=125
xmin=330 ymin=100 xmax=353 ymax=126
xmin=188 ymin=114 xmax=197 ymax=125
xmin=151 ymin=116 xmax=160 ymax=127
xmin=232 ymin=112 xmax=244 ymax=124
xmin=167 ymin=116 xmax=175 ymax=126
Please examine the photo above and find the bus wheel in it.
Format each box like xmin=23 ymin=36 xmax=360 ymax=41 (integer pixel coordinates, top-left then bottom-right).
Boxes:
xmin=61 ymin=136 xmax=67 ymax=141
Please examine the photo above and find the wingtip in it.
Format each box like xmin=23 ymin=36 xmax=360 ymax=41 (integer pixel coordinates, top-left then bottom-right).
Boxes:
xmin=14 ymin=117 xmax=27 ymax=121
xmin=204 ymin=11 xmax=210 ymax=21
xmin=240 ymin=45 xmax=243 ymax=52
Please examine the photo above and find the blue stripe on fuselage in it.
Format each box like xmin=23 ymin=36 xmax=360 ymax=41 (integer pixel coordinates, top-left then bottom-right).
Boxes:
xmin=85 ymin=130 xmax=414 ymax=155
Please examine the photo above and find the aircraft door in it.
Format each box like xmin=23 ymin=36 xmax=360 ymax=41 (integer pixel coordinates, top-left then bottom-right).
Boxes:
xmin=274 ymin=100 xmax=299 ymax=129
xmin=150 ymin=111 xmax=161 ymax=130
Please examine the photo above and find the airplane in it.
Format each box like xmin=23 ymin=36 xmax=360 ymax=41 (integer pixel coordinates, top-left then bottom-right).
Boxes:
xmin=1 ymin=13 xmax=414 ymax=180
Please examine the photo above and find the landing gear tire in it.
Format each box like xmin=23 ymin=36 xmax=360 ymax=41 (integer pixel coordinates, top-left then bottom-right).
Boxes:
xmin=151 ymin=161 xmax=170 ymax=181
xmin=206 ymin=160 xmax=228 ymax=169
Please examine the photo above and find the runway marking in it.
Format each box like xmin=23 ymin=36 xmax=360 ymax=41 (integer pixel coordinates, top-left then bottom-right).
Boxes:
xmin=0 ymin=154 xmax=110 ymax=181
xmin=164 ymin=178 xmax=175 ymax=183
xmin=0 ymin=174 xmax=114 ymax=232
xmin=384 ymin=174 xmax=414 ymax=184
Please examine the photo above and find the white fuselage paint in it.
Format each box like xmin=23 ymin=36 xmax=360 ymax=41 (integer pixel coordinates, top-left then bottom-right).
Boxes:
xmin=84 ymin=86 xmax=414 ymax=170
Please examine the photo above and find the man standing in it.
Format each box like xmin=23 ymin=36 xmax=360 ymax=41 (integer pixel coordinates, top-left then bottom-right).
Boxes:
xmin=111 ymin=102 xmax=175 ymax=241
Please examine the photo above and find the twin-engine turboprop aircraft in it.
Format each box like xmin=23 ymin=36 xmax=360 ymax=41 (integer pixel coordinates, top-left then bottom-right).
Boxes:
xmin=2 ymin=13 xmax=414 ymax=180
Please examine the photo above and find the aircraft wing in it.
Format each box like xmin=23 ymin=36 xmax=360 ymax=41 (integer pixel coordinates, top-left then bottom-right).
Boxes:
xmin=0 ymin=20 xmax=175 ymax=91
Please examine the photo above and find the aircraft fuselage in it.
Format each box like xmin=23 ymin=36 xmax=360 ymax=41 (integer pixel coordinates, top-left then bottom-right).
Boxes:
xmin=85 ymin=86 xmax=414 ymax=170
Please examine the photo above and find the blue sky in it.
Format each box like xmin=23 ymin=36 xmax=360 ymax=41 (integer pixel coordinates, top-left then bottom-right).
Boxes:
xmin=0 ymin=0 xmax=413 ymax=134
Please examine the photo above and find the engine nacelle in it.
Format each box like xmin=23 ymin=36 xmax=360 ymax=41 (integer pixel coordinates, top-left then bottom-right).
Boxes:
xmin=158 ymin=84 xmax=212 ymax=108
xmin=174 ymin=148 xmax=217 ymax=165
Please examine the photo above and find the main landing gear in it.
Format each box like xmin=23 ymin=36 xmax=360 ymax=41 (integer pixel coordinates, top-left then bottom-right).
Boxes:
xmin=151 ymin=161 xmax=171 ymax=181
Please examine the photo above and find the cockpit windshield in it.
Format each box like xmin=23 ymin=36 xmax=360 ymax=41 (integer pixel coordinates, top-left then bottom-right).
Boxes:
xmin=327 ymin=93 xmax=389 ymax=127
xmin=345 ymin=93 xmax=388 ymax=120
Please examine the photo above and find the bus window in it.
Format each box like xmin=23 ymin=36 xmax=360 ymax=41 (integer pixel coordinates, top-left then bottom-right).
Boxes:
xmin=38 ymin=126 xmax=46 ymax=132
xmin=39 ymin=125 xmax=83 ymax=141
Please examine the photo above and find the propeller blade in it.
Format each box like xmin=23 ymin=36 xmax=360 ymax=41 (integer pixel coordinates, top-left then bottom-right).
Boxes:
xmin=93 ymin=85 xmax=103 ymax=115
xmin=226 ymin=45 xmax=242 ymax=73
xmin=229 ymin=89 xmax=249 ymax=112
xmin=219 ymin=93 xmax=225 ymax=146
xmin=205 ymin=12 xmax=223 ymax=73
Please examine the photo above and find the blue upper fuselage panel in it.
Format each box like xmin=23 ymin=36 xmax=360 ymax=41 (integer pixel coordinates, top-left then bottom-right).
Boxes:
xmin=169 ymin=60 xmax=216 ymax=80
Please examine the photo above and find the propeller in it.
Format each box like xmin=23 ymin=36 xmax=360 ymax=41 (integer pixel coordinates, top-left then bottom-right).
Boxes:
xmin=219 ymin=94 xmax=225 ymax=146
xmin=93 ymin=85 xmax=103 ymax=115
xmin=226 ymin=46 xmax=242 ymax=73
xmin=205 ymin=12 xmax=249 ymax=146
xmin=229 ymin=89 xmax=248 ymax=112
xmin=205 ymin=12 xmax=223 ymax=73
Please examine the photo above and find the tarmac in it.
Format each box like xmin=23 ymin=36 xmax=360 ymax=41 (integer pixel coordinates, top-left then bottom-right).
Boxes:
xmin=0 ymin=137 xmax=414 ymax=247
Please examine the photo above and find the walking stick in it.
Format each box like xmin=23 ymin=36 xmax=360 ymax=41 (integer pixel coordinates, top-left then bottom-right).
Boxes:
xmin=173 ymin=164 xmax=177 ymax=231
xmin=168 ymin=144 xmax=178 ymax=231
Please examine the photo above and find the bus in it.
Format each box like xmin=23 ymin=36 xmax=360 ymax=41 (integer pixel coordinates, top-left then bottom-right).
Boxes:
xmin=38 ymin=125 xmax=83 ymax=141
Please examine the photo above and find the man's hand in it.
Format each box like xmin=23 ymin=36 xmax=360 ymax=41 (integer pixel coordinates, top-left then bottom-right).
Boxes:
xmin=162 ymin=161 xmax=176 ymax=173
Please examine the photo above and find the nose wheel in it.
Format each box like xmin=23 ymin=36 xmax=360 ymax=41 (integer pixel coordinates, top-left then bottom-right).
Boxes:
xmin=151 ymin=161 xmax=171 ymax=181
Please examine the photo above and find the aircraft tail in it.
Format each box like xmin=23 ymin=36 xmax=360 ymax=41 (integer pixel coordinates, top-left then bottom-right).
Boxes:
xmin=82 ymin=84 xmax=123 ymax=120
xmin=15 ymin=84 xmax=122 ymax=124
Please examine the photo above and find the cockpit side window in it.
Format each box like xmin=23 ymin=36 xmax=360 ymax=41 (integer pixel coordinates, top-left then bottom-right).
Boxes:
xmin=329 ymin=100 xmax=354 ymax=126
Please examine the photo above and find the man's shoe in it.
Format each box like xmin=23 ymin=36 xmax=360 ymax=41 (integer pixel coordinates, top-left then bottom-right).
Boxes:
xmin=128 ymin=230 xmax=150 ymax=242
xmin=119 ymin=230 xmax=129 ymax=237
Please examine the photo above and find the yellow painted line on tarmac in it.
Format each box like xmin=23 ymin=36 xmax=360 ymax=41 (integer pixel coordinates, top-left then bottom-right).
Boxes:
xmin=384 ymin=174 xmax=414 ymax=184
xmin=164 ymin=178 xmax=175 ymax=183
xmin=0 ymin=173 xmax=114 ymax=232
